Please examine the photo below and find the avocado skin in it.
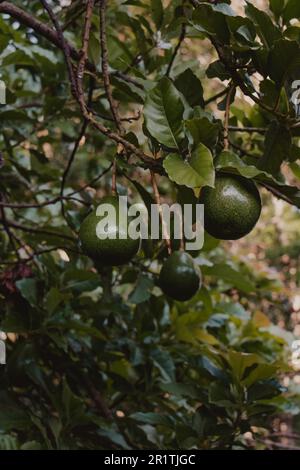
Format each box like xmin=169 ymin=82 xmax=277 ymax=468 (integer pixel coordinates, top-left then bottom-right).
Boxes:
xmin=159 ymin=251 xmax=202 ymax=301
xmin=200 ymin=174 xmax=261 ymax=240
xmin=79 ymin=196 xmax=140 ymax=266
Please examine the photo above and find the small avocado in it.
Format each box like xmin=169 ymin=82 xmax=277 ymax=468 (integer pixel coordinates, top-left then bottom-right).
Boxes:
xmin=159 ymin=251 xmax=202 ymax=301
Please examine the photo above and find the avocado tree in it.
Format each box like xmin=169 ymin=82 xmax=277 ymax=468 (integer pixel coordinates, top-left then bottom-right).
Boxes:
xmin=0 ymin=0 xmax=300 ymax=450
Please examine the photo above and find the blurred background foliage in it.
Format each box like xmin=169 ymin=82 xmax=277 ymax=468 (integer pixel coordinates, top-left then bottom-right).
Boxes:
xmin=0 ymin=0 xmax=300 ymax=450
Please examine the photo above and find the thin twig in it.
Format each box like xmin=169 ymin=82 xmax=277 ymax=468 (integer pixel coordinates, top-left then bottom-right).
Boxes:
xmin=99 ymin=0 xmax=123 ymax=133
xmin=99 ymin=0 xmax=123 ymax=193
xmin=204 ymin=88 xmax=228 ymax=106
xmin=67 ymin=164 xmax=113 ymax=196
xmin=0 ymin=195 xmax=87 ymax=210
xmin=224 ymin=85 xmax=235 ymax=150
xmin=0 ymin=246 xmax=81 ymax=266
xmin=40 ymin=0 xmax=78 ymax=99
xmin=166 ymin=22 xmax=186 ymax=77
xmin=60 ymin=122 xmax=88 ymax=224
xmin=0 ymin=219 xmax=76 ymax=242
xmin=150 ymin=171 xmax=172 ymax=255
xmin=228 ymin=126 xmax=267 ymax=134
xmin=77 ymin=0 xmax=95 ymax=102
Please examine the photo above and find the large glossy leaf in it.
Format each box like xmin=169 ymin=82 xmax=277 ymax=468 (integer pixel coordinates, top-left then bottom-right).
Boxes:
xmin=163 ymin=144 xmax=215 ymax=189
xmin=144 ymin=77 xmax=185 ymax=150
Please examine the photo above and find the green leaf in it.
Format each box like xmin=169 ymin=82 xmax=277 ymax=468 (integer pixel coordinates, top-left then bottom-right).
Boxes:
xmin=268 ymin=39 xmax=300 ymax=85
xmin=226 ymin=16 xmax=258 ymax=48
xmin=209 ymin=382 xmax=235 ymax=407
xmin=150 ymin=348 xmax=175 ymax=382
xmin=246 ymin=2 xmax=282 ymax=48
xmin=206 ymin=61 xmax=231 ymax=81
xmin=175 ymin=311 xmax=219 ymax=345
xmin=128 ymin=274 xmax=154 ymax=304
xmin=260 ymin=79 xmax=289 ymax=112
xmin=191 ymin=4 xmax=230 ymax=44
xmin=45 ymin=287 xmax=66 ymax=315
xmin=129 ymin=177 xmax=155 ymax=215
xmin=227 ymin=351 xmax=262 ymax=381
xmin=259 ymin=120 xmax=291 ymax=176
xmin=62 ymin=379 xmax=85 ymax=423
xmin=144 ymin=77 xmax=185 ymax=149
xmin=283 ymin=0 xmax=300 ymax=23
xmin=97 ymin=424 xmax=131 ymax=450
xmin=151 ymin=0 xmax=163 ymax=29
xmin=130 ymin=412 xmax=172 ymax=427
xmin=16 ymin=278 xmax=38 ymax=307
xmin=0 ymin=408 xmax=30 ymax=432
xmin=216 ymin=151 xmax=268 ymax=179
xmin=185 ymin=117 xmax=221 ymax=150
xmin=269 ymin=0 xmax=285 ymax=19
xmin=62 ymin=269 xmax=100 ymax=293
xmin=174 ymin=68 xmax=204 ymax=108
xmin=216 ymin=150 xmax=300 ymax=208
xmin=163 ymin=144 xmax=215 ymax=189
xmin=160 ymin=382 xmax=200 ymax=399
xmin=202 ymin=263 xmax=255 ymax=293
xmin=243 ymin=363 xmax=279 ymax=388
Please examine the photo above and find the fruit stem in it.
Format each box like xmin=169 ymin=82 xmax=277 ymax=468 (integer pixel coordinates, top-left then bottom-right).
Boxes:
xmin=224 ymin=84 xmax=235 ymax=151
xmin=150 ymin=170 xmax=172 ymax=255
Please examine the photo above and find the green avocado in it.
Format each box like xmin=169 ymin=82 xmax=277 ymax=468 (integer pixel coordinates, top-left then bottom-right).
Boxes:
xmin=200 ymin=174 xmax=261 ymax=240
xmin=79 ymin=196 xmax=140 ymax=266
xmin=159 ymin=251 xmax=202 ymax=301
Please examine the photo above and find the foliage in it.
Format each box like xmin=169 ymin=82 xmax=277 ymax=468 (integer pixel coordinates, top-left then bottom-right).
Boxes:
xmin=0 ymin=0 xmax=300 ymax=450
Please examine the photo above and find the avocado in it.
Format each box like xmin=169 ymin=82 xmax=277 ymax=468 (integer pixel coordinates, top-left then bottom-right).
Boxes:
xmin=79 ymin=196 xmax=140 ymax=266
xmin=200 ymin=174 xmax=261 ymax=240
xmin=159 ymin=251 xmax=202 ymax=301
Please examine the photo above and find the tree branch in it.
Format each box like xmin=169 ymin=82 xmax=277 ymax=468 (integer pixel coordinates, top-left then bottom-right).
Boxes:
xmin=0 ymin=220 xmax=76 ymax=242
xmin=40 ymin=0 xmax=78 ymax=98
xmin=0 ymin=2 xmax=141 ymax=89
xmin=99 ymin=0 xmax=123 ymax=133
xmin=77 ymin=0 xmax=95 ymax=102
xmin=224 ymin=84 xmax=235 ymax=150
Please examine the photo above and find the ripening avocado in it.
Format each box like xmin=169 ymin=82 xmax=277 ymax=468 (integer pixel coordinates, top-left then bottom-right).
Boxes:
xmin=159 ymin=251 xmax=202 ymax=301
xmin=79 ymin=195 xmax=140 ymax=266
xmin=199 ymin=174 xmax=261 ymax=240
